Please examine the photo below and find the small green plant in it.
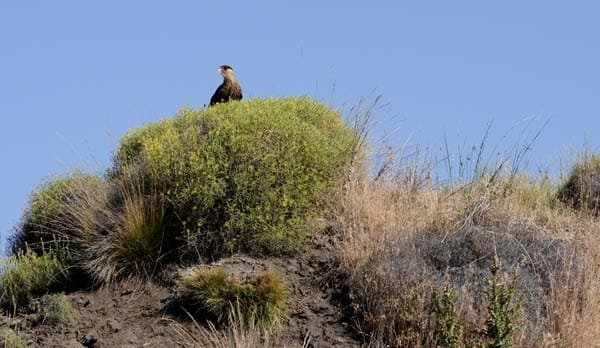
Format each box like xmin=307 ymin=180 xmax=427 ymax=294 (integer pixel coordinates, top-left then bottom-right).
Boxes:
xmin=181 ymin=267 xmax=288 ymax=331
xmin=480 ymin=257 xmax=521 ymax=348
xmin=433 ymin=280 xmax=462 ymax=348
xmin=28 ymin=293 xmax=78 ymax=325
xmin=1 ymin=329 xmax=26 ymax=348
xmin=0 ymin=246 xmax=70 ymax=313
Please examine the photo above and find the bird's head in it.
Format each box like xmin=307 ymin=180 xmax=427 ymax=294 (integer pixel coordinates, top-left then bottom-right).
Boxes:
xmin=218 ymin=65 xmax=235 ymax=78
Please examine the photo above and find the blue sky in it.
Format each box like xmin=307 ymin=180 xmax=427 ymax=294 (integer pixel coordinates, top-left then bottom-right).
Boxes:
xmin=1 ymin=1 xmax=599 ymax=253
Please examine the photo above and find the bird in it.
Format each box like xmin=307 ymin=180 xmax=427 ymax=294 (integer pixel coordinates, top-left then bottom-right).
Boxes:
xmin=209 ymin=65 xmax=243 ymax=106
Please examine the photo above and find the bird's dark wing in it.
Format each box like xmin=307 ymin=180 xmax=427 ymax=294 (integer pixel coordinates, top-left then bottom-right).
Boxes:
xmin=209 ymin=83 xmax=228 ymax=106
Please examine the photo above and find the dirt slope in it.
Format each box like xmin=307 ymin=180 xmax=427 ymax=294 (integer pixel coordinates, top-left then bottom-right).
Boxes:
xmin=1 ymin=236 xmax=362 ymax=348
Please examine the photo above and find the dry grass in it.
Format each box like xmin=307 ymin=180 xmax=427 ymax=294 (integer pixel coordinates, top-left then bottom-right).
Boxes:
xmin=332 ymin=159 xmax=600 ymax=347
xmin=84 ymin=170 xmax=167 ymax=284
xmin=167 ymin=307 xmax=307 ymax=348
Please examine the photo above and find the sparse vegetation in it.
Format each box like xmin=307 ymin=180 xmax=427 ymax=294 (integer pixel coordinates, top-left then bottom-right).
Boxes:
xmin=27 ymin=293 xmax=78 ymax=325
xmin=180 ymin=267 xmax=288 ymax=331
xmin=1 ymin=329 xmax=26 ymax=348
xmin=0 ymin=246 xmax=70 ymax=313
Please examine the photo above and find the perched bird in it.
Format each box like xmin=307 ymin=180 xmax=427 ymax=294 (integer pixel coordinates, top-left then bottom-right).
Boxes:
xmin=209 ymin=65 xmax=243 ymax=106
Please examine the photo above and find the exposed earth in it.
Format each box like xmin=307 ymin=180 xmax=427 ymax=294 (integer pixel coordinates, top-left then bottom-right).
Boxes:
xmin=0 ymin=234 xmax=363 ymax=347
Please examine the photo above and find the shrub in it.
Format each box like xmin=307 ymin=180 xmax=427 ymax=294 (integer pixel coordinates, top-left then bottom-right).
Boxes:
xmin=557 ymin=154 xmax=600 ymax=215
xmin=28 ymin=293 xmax=78 ymax=325
xmin=10 ymin=170 xmax=106 ymax=254
xmin=0 ymin=246 xmax=70 ymax=313
xmin=113 ymin=97 xmax=356 ymax=256
xmin=181 ymin=267 xmax=288 ymax=331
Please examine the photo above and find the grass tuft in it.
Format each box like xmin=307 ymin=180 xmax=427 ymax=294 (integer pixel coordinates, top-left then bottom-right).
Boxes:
xmin=180 ymin=267 xmax=288 ymax=331
xmin=83 ymin=168 xmax=167 ymax=284
xmin=169 ymin=306 xmax=291 ymax=348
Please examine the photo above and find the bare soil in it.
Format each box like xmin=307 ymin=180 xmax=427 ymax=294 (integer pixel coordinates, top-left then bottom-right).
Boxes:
xmin=0 ymin=235 xmax=362 ymax=347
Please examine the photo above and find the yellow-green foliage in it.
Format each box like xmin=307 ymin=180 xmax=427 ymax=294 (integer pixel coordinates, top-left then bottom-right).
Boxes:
xmin=181 ymin=267 xmax=288 ymax=331
xmin=12 ymin=170 xmax=104 ymax=253
xmin=0 ymin=247 xmax=69 ymax=313
xmin=114 ymin=97 xmax=356 ymax=256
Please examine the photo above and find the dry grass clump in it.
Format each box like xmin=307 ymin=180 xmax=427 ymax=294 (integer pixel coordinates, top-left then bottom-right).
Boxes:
xmin=168 ymin=308 xmax=293 ymax=348
xmin=83 ymin=169 xmax=168 ymax=284
xmin=333 ymin=161 xmax=600 ymax=347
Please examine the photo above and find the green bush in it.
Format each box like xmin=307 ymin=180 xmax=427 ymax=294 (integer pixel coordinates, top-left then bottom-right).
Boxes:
xmin=113 ymin=97 xmax=356 ymax=256
xmin=181 ymin=267 xmax=288 ymax=331
xmin=10 ymin=170 xmax=106 ymax=254
xmin=0 ymin=247 xmax=70 ymax=313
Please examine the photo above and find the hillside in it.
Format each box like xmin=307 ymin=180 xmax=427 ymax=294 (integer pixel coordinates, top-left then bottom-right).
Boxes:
xmin=1 ymin=234 xmax=361 ymax=347
xmin=2 ymin=97 xmax=600 ymax=347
